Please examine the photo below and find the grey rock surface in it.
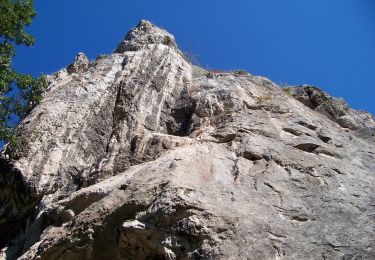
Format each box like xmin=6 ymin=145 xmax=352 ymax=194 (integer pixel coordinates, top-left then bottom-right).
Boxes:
xmin=66 ymin=52 xmax=89 ymax=74
xmin=285 ymin=85 xmax=375 ymax=133
xmin=0 ymin=20 xmax=374 ymax=259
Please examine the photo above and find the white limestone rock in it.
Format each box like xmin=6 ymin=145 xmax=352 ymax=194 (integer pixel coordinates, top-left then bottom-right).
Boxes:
xmin=1 ymin=20 xmax=374 ymax=260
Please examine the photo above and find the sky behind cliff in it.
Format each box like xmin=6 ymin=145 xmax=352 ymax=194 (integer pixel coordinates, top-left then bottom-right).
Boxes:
xmin=15 ymin=0 xmax=375 ymax=115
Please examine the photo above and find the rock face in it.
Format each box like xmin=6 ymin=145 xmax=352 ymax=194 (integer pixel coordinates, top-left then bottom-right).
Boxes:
xmin=66 ymin=52 xmax=89 ymax=74
xmin=285 ymin=86 xmax=375 ymax=132
xmin=1 ymin=20 xmax=375 ymax=259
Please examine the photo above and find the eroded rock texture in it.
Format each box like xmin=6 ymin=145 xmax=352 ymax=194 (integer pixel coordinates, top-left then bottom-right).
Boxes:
xmin=1 ymin=20 xmax=375 ymax=260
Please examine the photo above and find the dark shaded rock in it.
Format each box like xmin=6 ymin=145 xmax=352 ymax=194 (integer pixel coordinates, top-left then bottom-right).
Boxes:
xmin=0 ymin=156 xmax=39 ymax=249
xmin=294 ymin=143 xmax=320 ymax=153
xmin=66 ymin=52 xmax=89 ymax=74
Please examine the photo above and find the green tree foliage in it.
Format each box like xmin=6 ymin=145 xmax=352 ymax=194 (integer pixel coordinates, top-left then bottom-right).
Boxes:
xmin=0 ymin=0 xmax=46 ymax=145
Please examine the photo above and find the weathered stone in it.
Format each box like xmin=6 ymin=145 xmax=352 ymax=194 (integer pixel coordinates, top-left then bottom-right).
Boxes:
xmin=114 ymin=20 xmax=177 ymax=53
xmin=66 ymin=52 xmax=89 ymax=74
xmin=1 ymin=20 xmax=374 ymax=260
xmin=285 ymin=85 xmax=375 ymax=134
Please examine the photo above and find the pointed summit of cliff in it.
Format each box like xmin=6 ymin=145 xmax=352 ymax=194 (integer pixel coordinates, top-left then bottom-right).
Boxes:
xmin=114 ymin=19 xmax=177 ymax=53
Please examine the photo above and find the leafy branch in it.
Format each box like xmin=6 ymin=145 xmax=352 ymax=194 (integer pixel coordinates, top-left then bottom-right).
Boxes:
xmin=0 ymin=0 xmax=46 ymax=147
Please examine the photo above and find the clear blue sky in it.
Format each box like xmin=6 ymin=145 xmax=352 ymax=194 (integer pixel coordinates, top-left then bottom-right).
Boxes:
xmin=15 ymin=0 xmax=375 ymax=115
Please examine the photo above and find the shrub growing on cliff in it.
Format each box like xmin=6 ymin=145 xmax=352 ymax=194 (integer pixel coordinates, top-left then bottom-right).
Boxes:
xmin=0 ymin=0 xmax=46 ymax=145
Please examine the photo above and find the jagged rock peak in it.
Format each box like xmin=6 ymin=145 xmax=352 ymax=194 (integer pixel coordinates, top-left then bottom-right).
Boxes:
xmin=114 ymin=19 xmax=177 ymax=53
xmin=66 ymin=52 xmax=89 ymax=74
xmin=285 ymin=85 xmax=375 ymax=131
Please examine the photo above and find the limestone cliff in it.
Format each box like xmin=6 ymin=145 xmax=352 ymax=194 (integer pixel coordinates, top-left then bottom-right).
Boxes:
xmin=0 ymin=20 xmax=374 ymax=260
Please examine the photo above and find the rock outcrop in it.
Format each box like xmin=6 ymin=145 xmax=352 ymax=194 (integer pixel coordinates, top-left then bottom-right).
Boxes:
xmin=1 ymin=20 xmax=374 ymax=259
xmin=67 ymin=52 xmax=89 ymax=74
xmin=285 ymin=86 xmax=375 ymax=132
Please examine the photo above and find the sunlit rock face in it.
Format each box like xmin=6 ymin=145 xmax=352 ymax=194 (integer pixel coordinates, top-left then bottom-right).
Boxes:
xmin=1 ymin=20 xmax=374 ymax=260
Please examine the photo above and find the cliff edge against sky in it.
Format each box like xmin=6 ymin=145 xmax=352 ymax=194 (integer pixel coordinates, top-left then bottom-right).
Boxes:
xmin=1 ymin=20 xmax=374 ymax=260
